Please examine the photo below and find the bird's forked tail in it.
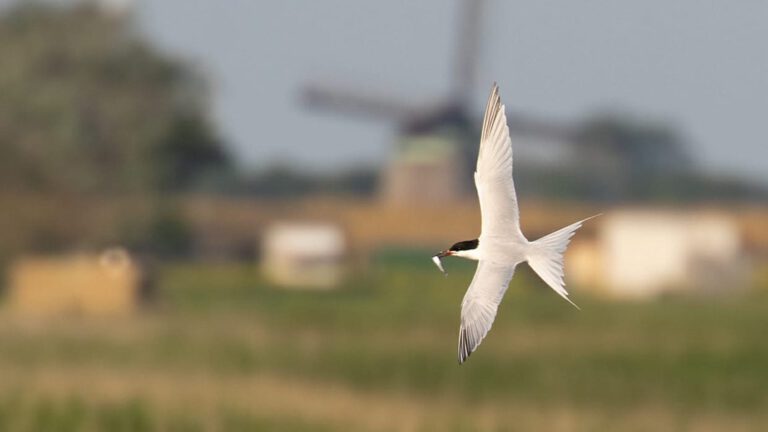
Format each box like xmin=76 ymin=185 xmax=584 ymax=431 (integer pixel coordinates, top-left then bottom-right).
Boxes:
xmin=526 ymin=215 xmax=600 ymax=310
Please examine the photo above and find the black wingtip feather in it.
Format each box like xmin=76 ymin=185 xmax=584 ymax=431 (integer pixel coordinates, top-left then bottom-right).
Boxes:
xmin=481 ymin=82 xmax=503 ymax=144
xmin=458 ymin=327 xmax=474 ymax=365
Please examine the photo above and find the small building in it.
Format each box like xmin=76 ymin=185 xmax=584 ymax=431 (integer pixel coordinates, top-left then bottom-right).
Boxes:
xmin=7 ymin=248 xmax=141 ymax=316
xmin=261 ymin=222 xmax=347 ymax=289
xmin=381 ymin=134 xmax=469 ymax=205
xmin=567 ymin=210 xmax=745 ymax=299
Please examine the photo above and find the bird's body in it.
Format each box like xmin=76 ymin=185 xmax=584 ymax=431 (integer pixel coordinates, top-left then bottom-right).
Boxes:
xmin=434 ymin=83 xmax=597 ymax=364
xmin=473 ymin=237 xmax=528 ymax=263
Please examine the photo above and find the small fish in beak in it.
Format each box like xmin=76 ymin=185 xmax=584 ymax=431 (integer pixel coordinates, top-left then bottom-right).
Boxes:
xmin=432 ymin=251 xmax=450 ymax=275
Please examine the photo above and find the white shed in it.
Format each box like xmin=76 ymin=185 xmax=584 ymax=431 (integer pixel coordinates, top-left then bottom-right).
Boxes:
xmin=567 ymin=210 xmax=744 ymax=299
xmin=261 ymin=222 xmax=347 ymax=289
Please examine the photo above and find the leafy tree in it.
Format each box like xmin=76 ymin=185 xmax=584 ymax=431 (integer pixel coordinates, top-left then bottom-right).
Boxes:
xmin=0 ymin=2 xmax=229 ymax=195
xmin=0 ymin=2 xmax=230 ymax=260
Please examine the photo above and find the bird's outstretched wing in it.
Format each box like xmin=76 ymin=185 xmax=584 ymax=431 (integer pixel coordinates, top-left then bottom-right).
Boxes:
xmin=458 ymin=260 xmax=516 ymax=364
xmin=475 ymin=83 xmax=524 ymax=241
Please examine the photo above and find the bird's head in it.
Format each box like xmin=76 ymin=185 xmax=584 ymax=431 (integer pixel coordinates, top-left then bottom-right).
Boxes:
xmin=435 ymin=239 xmax=480 ymax=260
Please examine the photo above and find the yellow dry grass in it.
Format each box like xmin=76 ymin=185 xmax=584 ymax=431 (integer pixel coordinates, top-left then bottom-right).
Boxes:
xmin=0 ymin=365 xmax=764 ymax=432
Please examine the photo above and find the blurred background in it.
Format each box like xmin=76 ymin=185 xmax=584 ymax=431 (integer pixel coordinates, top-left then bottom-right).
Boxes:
xmin=0 ymin=0 xmax=767 ymax=430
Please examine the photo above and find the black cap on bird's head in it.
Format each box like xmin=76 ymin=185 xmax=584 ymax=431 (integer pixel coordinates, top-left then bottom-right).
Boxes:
xmin=435 ymin=239 xmax=479 ymax=258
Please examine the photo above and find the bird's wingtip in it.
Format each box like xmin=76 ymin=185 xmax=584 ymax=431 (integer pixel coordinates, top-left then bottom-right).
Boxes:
xmin=458 ymin=328 xmax=466 ymax=364
xmin=458 ymin=326 xmax=475 ymax=364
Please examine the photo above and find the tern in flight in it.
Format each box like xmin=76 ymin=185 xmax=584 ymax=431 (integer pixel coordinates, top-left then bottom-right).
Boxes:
xmin=433 ymin=83 xmax=598 ymax=364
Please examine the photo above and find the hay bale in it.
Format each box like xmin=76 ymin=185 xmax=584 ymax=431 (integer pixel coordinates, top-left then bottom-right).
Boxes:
xmin=7 ymin=249 xmax=140 ymax=316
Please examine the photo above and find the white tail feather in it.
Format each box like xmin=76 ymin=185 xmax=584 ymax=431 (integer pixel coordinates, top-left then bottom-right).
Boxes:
xmin=526 ymin=215 xmax=601 ymax=309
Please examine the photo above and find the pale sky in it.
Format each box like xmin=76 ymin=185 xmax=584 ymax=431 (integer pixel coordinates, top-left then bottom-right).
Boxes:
xmin=6 ymin=1 xmax=768 ymax=183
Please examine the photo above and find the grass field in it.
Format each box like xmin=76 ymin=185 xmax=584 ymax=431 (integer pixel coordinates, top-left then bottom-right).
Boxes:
xmin=0 ymin=253 xmax=767 ymax=431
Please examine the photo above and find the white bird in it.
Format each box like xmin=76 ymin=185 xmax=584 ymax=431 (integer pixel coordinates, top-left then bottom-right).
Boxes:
xmin=433 ymin=83 xmax=598 ymax=364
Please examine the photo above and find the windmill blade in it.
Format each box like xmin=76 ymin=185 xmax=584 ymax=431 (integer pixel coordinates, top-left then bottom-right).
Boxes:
xmin=506 ymin=111 xmax=575 ymax=141
xmin=302 ymin=82 xmax=430 ymax=122
xmin=452 ymin=0 xmax=485 ymax=107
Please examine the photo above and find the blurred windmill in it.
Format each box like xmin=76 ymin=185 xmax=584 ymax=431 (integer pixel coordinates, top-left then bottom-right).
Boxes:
xmin=302 ymin=0 xmax=569 ymax=204
xmin=301 ymin=0 xmax=697 ymax=204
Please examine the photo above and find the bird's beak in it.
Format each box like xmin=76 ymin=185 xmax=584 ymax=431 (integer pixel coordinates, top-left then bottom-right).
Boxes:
xmin=435 ymin=250 xmax=452 ymax=258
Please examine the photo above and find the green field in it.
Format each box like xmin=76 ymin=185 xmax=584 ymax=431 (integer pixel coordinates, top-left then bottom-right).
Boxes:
xmin=0 ymin=256 xmax=767 ymax=431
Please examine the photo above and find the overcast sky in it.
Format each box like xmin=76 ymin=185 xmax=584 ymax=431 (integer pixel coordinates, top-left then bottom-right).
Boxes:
xmin=7 ymin=1 xmax=768 ymax=182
